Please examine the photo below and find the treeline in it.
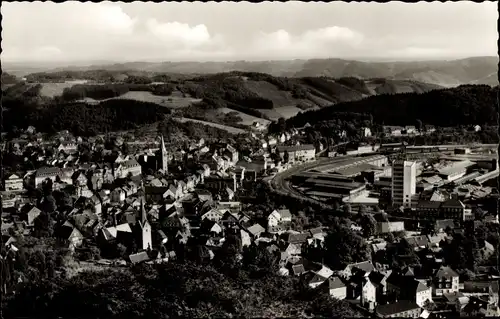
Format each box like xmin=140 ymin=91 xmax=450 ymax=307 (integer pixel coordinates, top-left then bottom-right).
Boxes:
xmin=4 ymin=99 xmax=171 ymax=136
xmin=301 ymin=77 xmax=364 ymax=103
xmin=288 ymin=85 xmax=498 ymax=127
xmin=1 ymin=72 xmax=19 ymax=85
xmin=185 ymin=76 xmax=275 ymax=110
xmin=2 ymin=251 xmax=361 ymax=318
xmin=60 ymin=83 xmax=175 ymax=101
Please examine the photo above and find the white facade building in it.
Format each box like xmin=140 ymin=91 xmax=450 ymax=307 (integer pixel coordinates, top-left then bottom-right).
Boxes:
xmin=392 ymin=160 xmax=416 ymax=208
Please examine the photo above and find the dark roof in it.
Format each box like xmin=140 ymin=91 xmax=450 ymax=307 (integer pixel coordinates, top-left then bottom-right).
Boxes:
xmin=351 ymin=261 xmax=375 ymax=274
xmin=404 ymin=236 xmax=430 ymax=248
xmin=308 ymin=227 xmax=323 ymax=236
xmin=282 ymin=232 xmax=309 ymax=244
xmin=441 ymin=199 xmax=464 ymax=209
xmin=292 ymin=264 xmax=306 ymax=276
xmin=329 ymin=276 xmax=346 ymax=289
xmin=145 ymin=186 xmax=169 ymax=195
xmin=129 ymin=251 xmax=150 ymax=264
xmin=417 ymin=200 xmax=442 ymax=209
xmin=435 ymin=266 xmax=459 ymax=279
xmin=376 ymin=300 xmax=420 ymax=316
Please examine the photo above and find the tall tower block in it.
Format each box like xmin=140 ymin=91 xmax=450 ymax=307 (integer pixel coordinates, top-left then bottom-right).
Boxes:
xmin=391 ymin=160 xmax=416 ymax=208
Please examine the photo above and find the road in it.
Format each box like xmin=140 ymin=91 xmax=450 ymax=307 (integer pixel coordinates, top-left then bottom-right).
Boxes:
xmin=268 ymin=143 xmax=497 ymax=206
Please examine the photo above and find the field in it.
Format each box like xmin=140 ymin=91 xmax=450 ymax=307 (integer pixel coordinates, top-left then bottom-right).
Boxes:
xmin=259 ymin=105 xmax=313 ymax=121
xmin=173 ymin=117 xmax=246 ymax=134
xmin=243 ymin=80 xmax=302 ymax=107
xmin=105 ymin=91 xmax=202 ymax=109
xmin=39 ymin=80 xmax=88 ymax=98
xmin=219 ymin=107 xmax=271 ymax=127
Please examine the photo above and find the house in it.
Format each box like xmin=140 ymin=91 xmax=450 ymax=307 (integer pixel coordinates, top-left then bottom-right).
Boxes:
xmin=377 ymin=221 xmax=405 ymax=234
xmin=276 ymin=144 xmax=316 ymax=163
xmin=375 ymin=300 xmax=421 ymax=318
xmin=328 ymin=276 xmax=347 ymax=300
xmin=404 ymin=236 xmax=430 ymax=251
xmin=361 ymin=278 xmax=378 ymax=310
xmin=59 ymin=221 xmax=84 ymax=251
xmin=57 ymin=142 xmax=78 ymax=154
xmin=369 ymin=270 xmax=392 ymax=297
xmin=340 ymin=261 xmax=375 ymax=279
xmin=27 ymin=207 xmax=42 ymax=226
xmin=129 ymin=251 xmax=150 ymax=264
xmin=481 ymin=240 xmax=495 ymax=259
xmin=277 ymin=209 xmax=292 ymax=223
xmin=4 ymin=174 xmax=24 ymax=191
xmin=432 ymin=266 xmax=460 ymax=296
xmin=113 ymin=158 xmax=142 ymax=179
xmin=246 ymin=223 xmax=265 ymax=238
xmin=360 ymin=127 xmax=372 ymax=137
xmin=386 ymin=272 xmax=432 ymax=306
xmin=35 ymin=167 xmax=62 ymax=188
xmin=110 ymin=188 xmax=126 ymax=203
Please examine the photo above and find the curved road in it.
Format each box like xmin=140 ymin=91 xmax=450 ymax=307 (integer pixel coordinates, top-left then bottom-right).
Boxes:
xmin=268 ymin=144 xmax=497 ymax=205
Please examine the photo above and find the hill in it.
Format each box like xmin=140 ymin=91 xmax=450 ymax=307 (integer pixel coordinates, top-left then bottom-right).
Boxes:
xmin=8 ymin=56 xmax=497 ymax=87
xmin=286 ymin=84 xmax=498 ymax=128
xmin=51 ymin=71 xmax=440 ymax=122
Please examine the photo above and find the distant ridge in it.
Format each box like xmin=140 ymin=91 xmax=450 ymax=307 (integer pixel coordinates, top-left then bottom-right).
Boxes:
xmin=3 ymin=56 xmax=498 ymax=87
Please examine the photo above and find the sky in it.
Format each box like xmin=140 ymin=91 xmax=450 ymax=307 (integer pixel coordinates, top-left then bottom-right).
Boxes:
xmin=1 ymin=1 xmax=497 ymax=64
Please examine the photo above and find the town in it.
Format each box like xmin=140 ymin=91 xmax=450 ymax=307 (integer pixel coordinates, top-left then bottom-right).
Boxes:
xmin=2 ymin=120 xmax=499 ymax=318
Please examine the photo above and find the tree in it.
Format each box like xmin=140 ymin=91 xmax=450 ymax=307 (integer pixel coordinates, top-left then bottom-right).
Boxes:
xmin=324 ymin=225 xmax=370 ymax=269
xmin=416 ymin=119 xmax=423 ymax=132
xmin=283 ymin=150 xmax=289 ymax=164
xmin=358 ymin=213 xmax=377 ymax=238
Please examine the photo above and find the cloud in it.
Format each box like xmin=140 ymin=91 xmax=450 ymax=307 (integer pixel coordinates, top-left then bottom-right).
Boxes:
xmin=250 ymin=26 xmax=364 ymax=59
xmin=146 ymin=20 xmax=212 ymax=48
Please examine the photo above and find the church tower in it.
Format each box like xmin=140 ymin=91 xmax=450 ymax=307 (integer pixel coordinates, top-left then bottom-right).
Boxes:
xmin=158 ymin=135 xmax=168 ymax=174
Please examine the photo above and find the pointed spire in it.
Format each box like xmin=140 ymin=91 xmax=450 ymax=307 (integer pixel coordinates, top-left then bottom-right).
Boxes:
xmin=140 ymin=197 xmax=147 ymax=225
xmin=160 ymin=135 xmax=167 ymax=152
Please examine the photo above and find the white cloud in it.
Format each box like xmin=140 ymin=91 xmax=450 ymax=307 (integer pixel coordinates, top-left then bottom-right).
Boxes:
xmin=250 ymin=26 xmax=364 ymax=59
xmin=146 ymin=19 xmax=212 ymax=48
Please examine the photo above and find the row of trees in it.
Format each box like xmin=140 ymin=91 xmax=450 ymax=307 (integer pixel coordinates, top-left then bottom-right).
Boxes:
xmin=60 ymin=83 xmax=175 ymax=101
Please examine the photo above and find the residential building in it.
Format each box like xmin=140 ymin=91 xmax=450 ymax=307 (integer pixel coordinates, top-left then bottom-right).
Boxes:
xmin=392 ymin=160 xmax=416 ymax=208
xmin=35 ymin=167 xmax=62 ymax=188
xmin=377 ymin=221 xmax=405 ymax=234
xmin=276 ymin=144 xmax=316 ymax=163
xmin=433 ymin=266 xmax=460 ymax=296
xmin=4 ymin=174 xmax=23 ymax=191
xmin=375 ymin=300 xmax=421 ymax=318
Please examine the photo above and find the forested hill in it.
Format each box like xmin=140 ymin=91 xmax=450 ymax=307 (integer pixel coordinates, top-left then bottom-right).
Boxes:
xmin=20 ymin=70 xmax=442 ymax=113
xmin=286 ymin=84 xmax=498 ymax=128
xmin=7 ymin=56 xmax=497 ymax=87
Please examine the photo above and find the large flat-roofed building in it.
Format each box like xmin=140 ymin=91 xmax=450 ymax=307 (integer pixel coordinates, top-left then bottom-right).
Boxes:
xmin=301 ymin=177 xmax=366 ymax=200
xmin=392 ymin=160 xmax=416 ymax=208
xmin=437 ymin=160 xmax=474 ymax=182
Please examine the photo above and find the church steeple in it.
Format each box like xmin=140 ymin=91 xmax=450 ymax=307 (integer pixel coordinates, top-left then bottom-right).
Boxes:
xmin=140 ymin=197 xmax=147 ymax=225
xmin=159 ymin=135 xmax=168 ymax=174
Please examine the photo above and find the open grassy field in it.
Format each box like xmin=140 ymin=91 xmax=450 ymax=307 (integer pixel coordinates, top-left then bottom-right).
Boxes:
xmin=106 ymin=91 xmax=202 ymax=109
xmin=173 ymin=117 xmax=246 ymax=134
xmin=243 ymin=80 xmax=298 ymax=107
xmin=39 ymin=80 xmax=88 ymax=98
xmin=218 ymin=107 xmax=271 ymax=127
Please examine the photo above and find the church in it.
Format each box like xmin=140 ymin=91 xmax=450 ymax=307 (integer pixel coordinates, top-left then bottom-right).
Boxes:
xmin=137 ymin=135 xmax=169 ymax=175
